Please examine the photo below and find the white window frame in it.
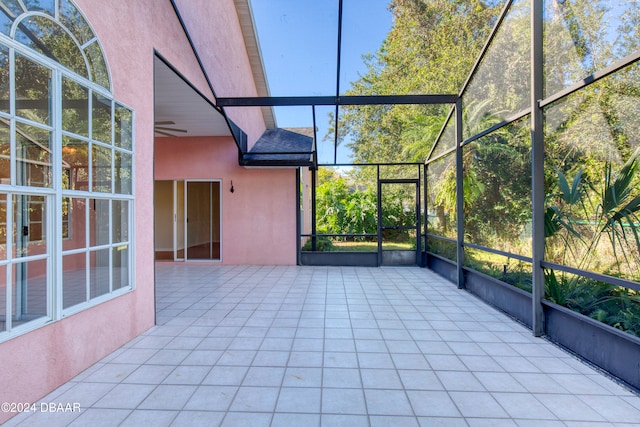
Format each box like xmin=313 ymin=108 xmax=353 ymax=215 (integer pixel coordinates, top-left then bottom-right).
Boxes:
xmin=0 ymin=1 xmax=134 ymax=341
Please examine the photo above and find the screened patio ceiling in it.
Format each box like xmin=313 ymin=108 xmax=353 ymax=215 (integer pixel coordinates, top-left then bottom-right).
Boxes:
xmin=218 ymin=0 xmax=482 ymax=165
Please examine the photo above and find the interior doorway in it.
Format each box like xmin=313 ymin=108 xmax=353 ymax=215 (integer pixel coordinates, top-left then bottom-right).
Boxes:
xmin=154 ymin=180 xmax=221 ymax=261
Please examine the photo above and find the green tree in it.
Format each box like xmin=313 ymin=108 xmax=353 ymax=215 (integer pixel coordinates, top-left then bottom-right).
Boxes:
xmin=337 ymin=0 xmax=503 ymax=165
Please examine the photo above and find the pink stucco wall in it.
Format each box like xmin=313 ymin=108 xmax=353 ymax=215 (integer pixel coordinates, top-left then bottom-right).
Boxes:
xmin=155 ymin=136 xmax=297 ymax=265
xmin=173 ymin=0 xmax=267 ymax=148
xmin=0 ymin=1 xmax=273 ymax=422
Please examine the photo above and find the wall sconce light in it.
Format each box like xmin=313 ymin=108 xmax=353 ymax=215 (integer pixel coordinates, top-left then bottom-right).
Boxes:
xmin=230 ymin=180 xmax=234 ymax=193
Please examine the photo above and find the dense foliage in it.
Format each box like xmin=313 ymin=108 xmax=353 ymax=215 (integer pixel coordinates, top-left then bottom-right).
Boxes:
xmin=314 ymin=172 xmax=416 ymax=242
xmin=338 ymin=0 xmax=503 ymax=164
xmin=327 ymin=0 xmax=640 ymax=335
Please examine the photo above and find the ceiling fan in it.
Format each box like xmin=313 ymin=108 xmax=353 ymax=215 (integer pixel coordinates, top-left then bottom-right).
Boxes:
xmin=154 ymin=121 xmax=188 ymax=137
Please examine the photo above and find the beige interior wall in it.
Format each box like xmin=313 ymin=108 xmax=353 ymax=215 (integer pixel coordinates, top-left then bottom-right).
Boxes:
xmin=154 ymin=181 xmax=174 ymax=251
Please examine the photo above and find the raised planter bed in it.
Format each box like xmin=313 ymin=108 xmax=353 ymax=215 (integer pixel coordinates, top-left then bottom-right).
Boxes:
xmin=426 ymin=252 xmax=457 ymax=283
xmin=464 ymin=268 xmax=533 ymax=328
xmin=544 ymin=300 xmax=640 ymax=391
xmin=425 ymin=255 xmax=640 ymax=390
xmin=300 ymin=251 xmax=378 ymax=267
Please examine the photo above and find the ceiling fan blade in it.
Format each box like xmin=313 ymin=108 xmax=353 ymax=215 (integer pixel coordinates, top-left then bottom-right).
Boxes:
xmin=154 ymin=130 xmax=178 ymax=137
xmin=154 ymin=121 xmax=175 ymax=125
xmin=155 ymin=126 xmax=187 ymax=133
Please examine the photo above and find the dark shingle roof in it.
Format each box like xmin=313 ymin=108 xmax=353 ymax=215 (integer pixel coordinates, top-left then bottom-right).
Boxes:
xmin=242 ymin=128 xmax=314 ymax=167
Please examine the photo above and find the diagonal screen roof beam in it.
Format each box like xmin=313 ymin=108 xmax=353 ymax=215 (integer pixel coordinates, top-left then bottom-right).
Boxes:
xmin=217 ymin=95 xmax=458 ymax=107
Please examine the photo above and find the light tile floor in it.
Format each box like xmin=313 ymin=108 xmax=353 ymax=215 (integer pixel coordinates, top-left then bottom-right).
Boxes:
xmin=7 ymin=264 xmax=640 ymax=426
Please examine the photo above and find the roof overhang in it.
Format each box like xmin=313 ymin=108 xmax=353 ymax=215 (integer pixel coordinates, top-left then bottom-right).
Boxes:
xmin=154 ymin=55 xmax=232 ymax=138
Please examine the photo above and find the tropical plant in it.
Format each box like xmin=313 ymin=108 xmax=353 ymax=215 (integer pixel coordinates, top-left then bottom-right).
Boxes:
xmin=544 ymin=272 xmax=640 ymax=337
xmin=544 ymin=150 xmax=640 ymax=335
xmin=545 ymin=149 xmax=640 ymax=278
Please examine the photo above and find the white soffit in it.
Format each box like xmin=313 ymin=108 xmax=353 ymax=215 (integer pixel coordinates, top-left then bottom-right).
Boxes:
xmin=154 ymin=56 xmax=231 ymax=137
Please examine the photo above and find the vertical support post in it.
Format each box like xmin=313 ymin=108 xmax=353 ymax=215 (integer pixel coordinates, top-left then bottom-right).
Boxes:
xmin=531 ymin=0 xmax=545 ymax=336
xmin=415 ymin=179 xmax=421 ymax=265
xmin=376 ymin=165 xmax=382 ymax=266
xmin=209 ymin=183 xmax=213 ymax=260
xmin=296 ymin=169 xmax=301 ymax=265
xmin=423 ymin=163 xmax=428 ymax=264
xmin=311 ymin=167 xmax=317 ymax=252
xmin=416 ymin=165 xmax=421 ymax=263
xmin=455 ymin=99 xmax=465 ymax=289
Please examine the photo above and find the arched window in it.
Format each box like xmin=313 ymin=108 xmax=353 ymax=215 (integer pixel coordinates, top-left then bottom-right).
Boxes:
xmin=1 ymin=0 xmax=110 ymax=89
xmin=0 ymin=0 xmax=134 ymax=338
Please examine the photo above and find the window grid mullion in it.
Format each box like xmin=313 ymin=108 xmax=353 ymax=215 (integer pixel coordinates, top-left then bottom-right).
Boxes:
xmin=84 ymin=196 xmax=89 ymax=304
xmin=53 ymin=67 xmax=62 ymax=320
xmin=88 ymin=88 xmax=93 ymax=192
xmin=9 ymin=47 xmax=14 ymax=187
xmin=5 ymin=190 xmax=13 ymax=331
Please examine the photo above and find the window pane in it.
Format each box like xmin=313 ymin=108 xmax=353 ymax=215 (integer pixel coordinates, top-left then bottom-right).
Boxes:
xmin=92 ymin=93 xmax=111 ymax=144
xmin=63 ymin=252 xmax=85 ymax=309
xmin=59 ymin=0 xmax=94 ymax=45
xmin=0 ymin=44 xmax=8 ymax=113
xmin=62 ymin=77 xmax=88 ymax=136
xmin=63 ymin=197 xmax=86 ymax=250
xmin=84 ymin=42 xmax=110 ymax=90
xmin=114 ymin=104 xmax=132 ymax=150
xmin=22 ymin=0 xmax=54 ymax=16
xmin=11 ymin=258 xmax=48 ymax=327
xmin=112 ymin=200 xmax=128 ymax=243
xmin=62 ymin=136 xmax=88 ymax=190
xmin=112 ymin=245 xmax=128 ymax=290
xmin=16 ymin=122 xmax=52 ymax=187
xmin=13 ymin=194 xmax=47 ymax=257
xmin=14 ymin=15 xmax=87 ymax=78
xmin=1 ymin=0 xmax=23 ymax=16
xmin=0 ymin=264 xmax=6 ymax=332
xmin=0 ymin=120 xmax=9 ymax=184
xmin=89 ymin=248 xmax=109 ymax=299
xmin=0 ymin=193 xmax=6 ymax=251
xmin=114 ymin=151 xmax=131 ymax=195
xmin=62 ymin=197 xmax=69 ymax=239
xmin=0 ymin=1 xmax=21 ymax=37
xmin=92 ymin=144 xmax=111 ymax=193
xmin=0 ymin=14 xmax=11 ymax=39
xmin=90 ymin=198 xmax=109 ymax=247
xmin=15 ymin=54 xmax=51 ymax=125
xmin=28 ymin=196 xmax=44 ymax=241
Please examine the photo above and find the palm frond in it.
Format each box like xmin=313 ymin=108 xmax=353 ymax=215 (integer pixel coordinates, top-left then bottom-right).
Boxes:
xmin=601 ymin=150 xmax=639 ymax=216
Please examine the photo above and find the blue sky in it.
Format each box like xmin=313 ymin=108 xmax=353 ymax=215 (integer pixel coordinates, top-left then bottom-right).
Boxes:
xmin=249 ymin=0 xmax=393 ymax=163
